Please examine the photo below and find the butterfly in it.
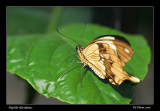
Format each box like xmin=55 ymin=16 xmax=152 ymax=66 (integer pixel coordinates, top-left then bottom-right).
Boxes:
xmin=76 ymin=35 xmax=140 ymax=86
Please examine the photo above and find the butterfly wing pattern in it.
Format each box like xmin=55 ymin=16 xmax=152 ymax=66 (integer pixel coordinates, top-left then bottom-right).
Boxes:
xmin=77 ymin=35 xmax=140 ymax=86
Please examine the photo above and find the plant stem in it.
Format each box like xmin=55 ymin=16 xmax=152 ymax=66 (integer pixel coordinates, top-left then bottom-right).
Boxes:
xmin=46 ymin=7 xmax=63 ymax=33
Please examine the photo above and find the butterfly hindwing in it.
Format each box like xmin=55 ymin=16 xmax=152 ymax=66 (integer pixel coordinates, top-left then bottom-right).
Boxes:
xmin=82 ymin=43 xmax=106 ymax=79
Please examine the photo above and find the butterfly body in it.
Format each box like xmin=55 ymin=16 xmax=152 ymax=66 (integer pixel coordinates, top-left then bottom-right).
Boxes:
xmin=76 ymin=35 xmax=140 ymax=86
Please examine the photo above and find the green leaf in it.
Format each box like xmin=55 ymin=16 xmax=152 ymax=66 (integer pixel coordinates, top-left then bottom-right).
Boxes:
xmin=7 ymin=23 xmax=151 ymax=104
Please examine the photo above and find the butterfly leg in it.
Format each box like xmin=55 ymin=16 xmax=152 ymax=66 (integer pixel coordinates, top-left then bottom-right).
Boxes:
xmin=80 ymin=65 xmax=86 ymax=88
xmin=60 ymin=59 xmax=81 ymax=79
xmin=62 ymin=51 xmax=79 ymax=63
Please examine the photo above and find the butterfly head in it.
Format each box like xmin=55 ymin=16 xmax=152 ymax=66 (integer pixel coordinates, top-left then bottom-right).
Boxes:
xmin=76 ymin=45 xmax=83 ymax=52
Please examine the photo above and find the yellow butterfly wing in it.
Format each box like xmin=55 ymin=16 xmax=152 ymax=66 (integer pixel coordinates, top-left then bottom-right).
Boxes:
xmin=92 ymin=35 xmax=134 ymax=67
xmin=82 ymin=36 xmax=140 ymax=86
xmin=113 ymin=39 xmax=134 ymax=67
xmin=82 ymin=43 xmax=106 ymax=79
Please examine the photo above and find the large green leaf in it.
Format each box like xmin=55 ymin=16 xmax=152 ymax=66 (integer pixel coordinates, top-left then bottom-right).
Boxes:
xmin=7 ymin=23 xmax=151 ymax=104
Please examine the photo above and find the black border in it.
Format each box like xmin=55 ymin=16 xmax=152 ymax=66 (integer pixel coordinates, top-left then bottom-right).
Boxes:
xmin=3 ymin=0 xmax=159 ymax=110
xmin=1 ymin=0 xmax=7 ymax=109
xmin=6 ymin=0 xmax=156 ymax=6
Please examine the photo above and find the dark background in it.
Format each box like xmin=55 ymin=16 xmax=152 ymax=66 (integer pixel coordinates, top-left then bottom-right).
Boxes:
xmin=7 ymin=7 xmax=153 ymax=104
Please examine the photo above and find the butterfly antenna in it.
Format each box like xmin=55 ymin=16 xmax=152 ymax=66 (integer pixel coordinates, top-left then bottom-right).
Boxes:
xmin=56 ymin=28 xmax=79 ymax=45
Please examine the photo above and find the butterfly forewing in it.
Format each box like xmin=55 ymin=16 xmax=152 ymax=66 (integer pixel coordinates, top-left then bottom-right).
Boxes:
xmin=113 ymin=40 xmax=134 ymax=67
xmin=78 ymin=35 xmax=140 ymax=86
